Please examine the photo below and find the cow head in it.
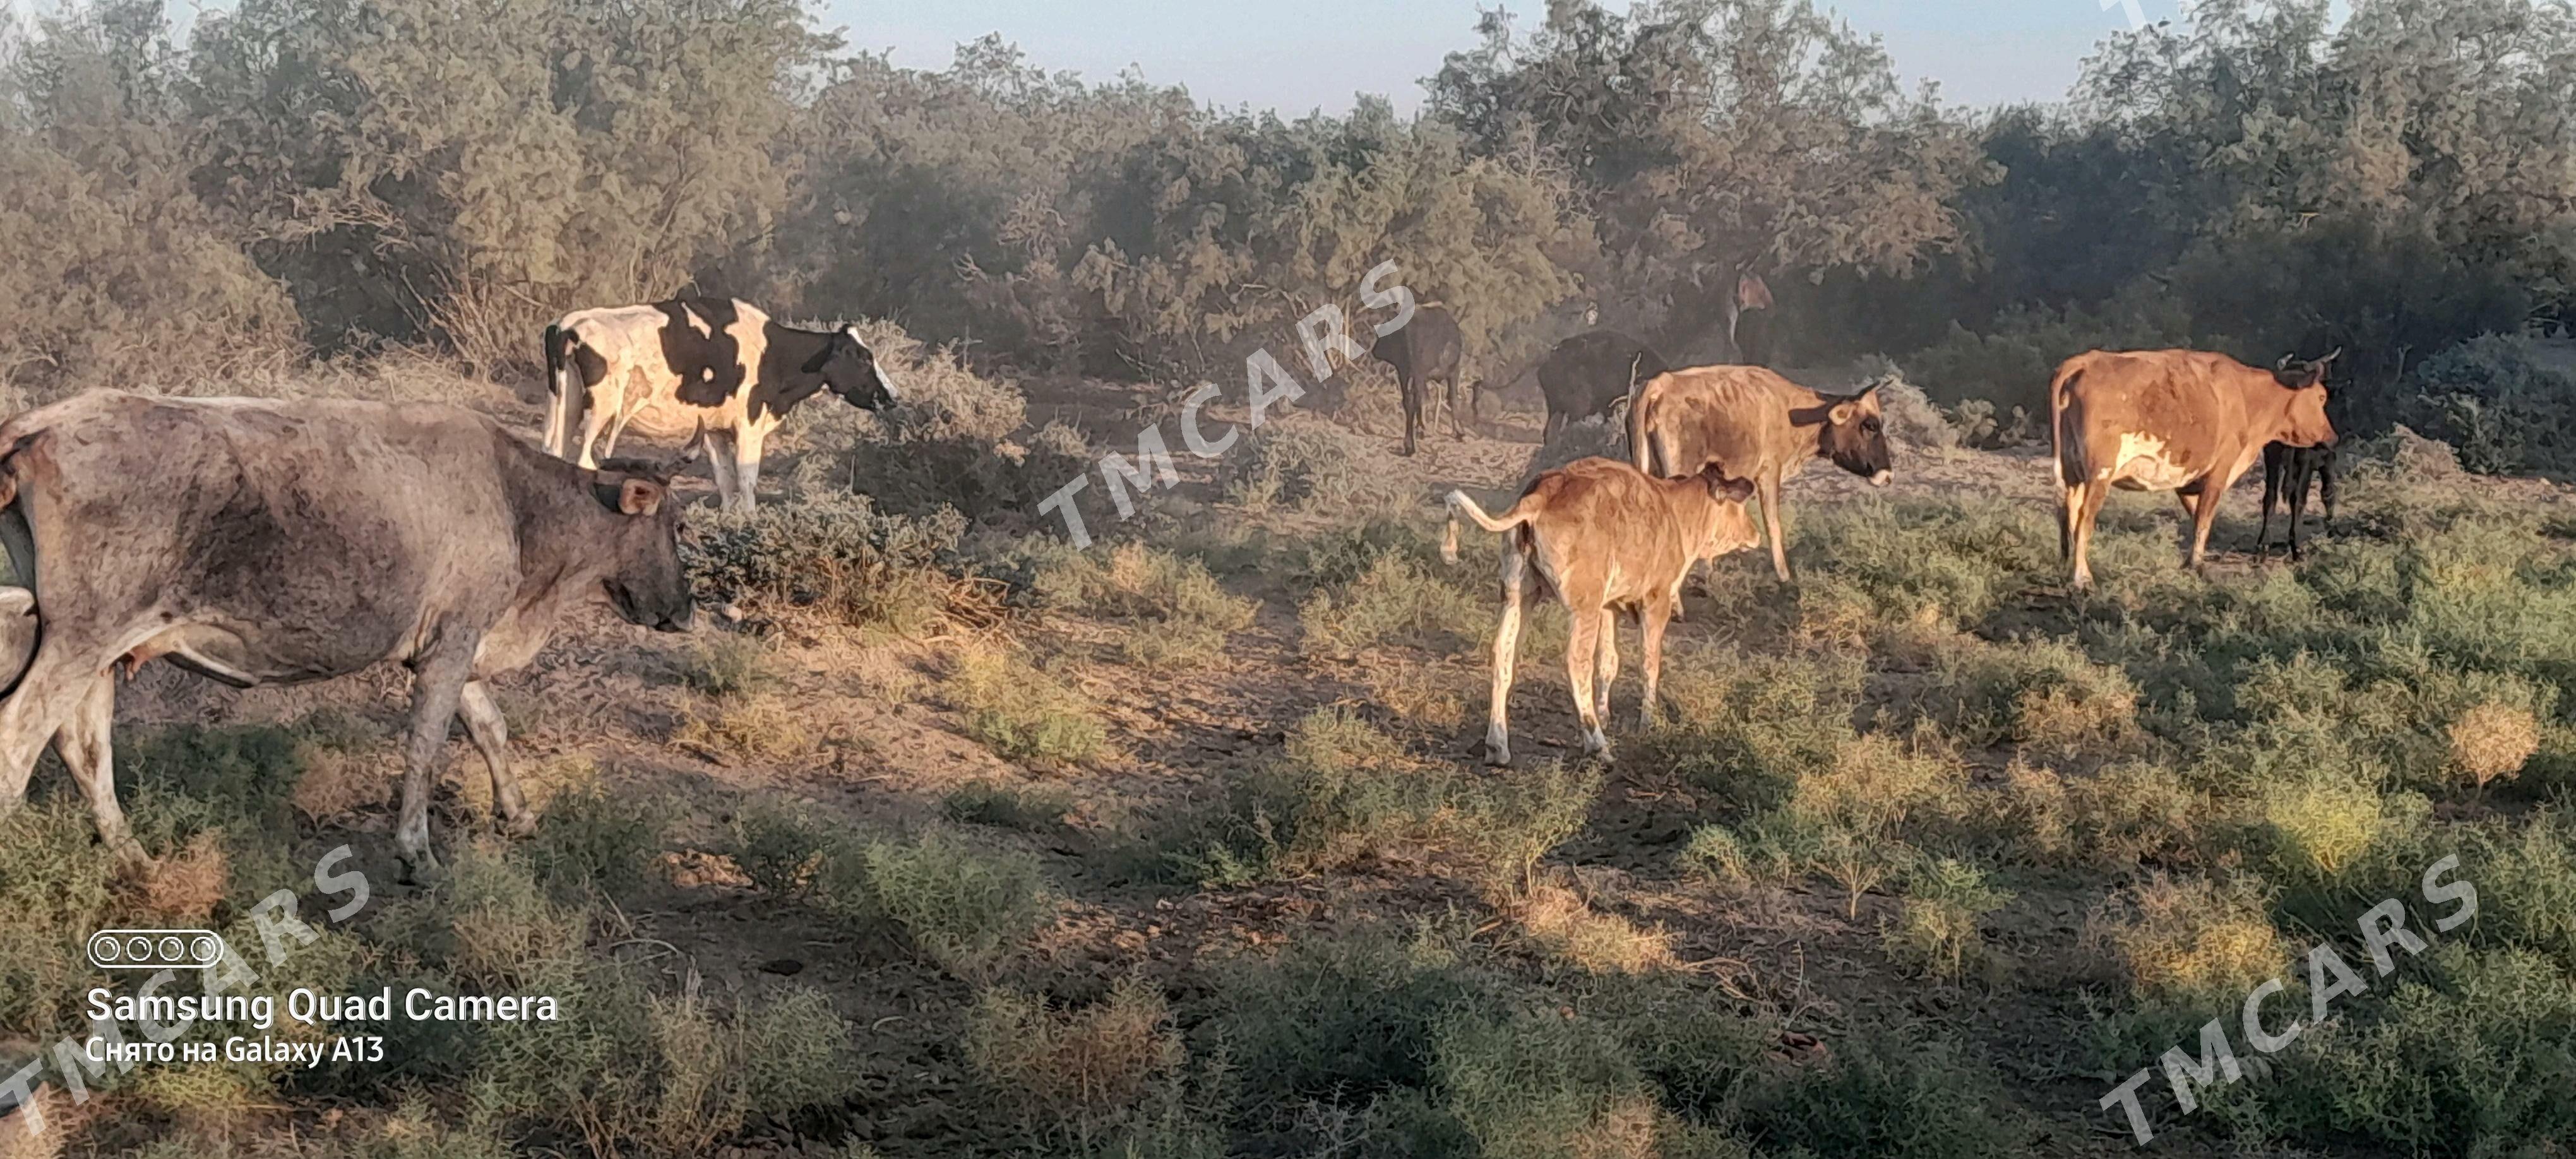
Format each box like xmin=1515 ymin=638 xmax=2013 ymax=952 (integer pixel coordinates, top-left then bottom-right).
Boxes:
xmin=2272 ymin=349 xmax=2340 ymax=448
xmin=1816 ymin=385 xmax=1894 ymax=486
xmin=802 ymin=325 xmax=902 ymax=411
xmin=593 ymin=432 xmax=702 ymax=633
xmin=1695 ymin=468 xmax=1761 ymax=559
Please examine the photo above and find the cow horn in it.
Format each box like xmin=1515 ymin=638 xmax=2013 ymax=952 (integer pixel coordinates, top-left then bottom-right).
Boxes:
xmin=2318 ymin=347 xmax=2342 ymax=366
xmin=672 ymin=422 xmax=707 ymax=467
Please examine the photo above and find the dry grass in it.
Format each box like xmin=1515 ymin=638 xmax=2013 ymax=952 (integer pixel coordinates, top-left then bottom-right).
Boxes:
xmin=2450 ymin=701 xmax=2542 ymax=792
xmin=1502 ymin=879 xmax=1676 ymax=975
xmin=136 ymin=833 xmax=229 ymax=922
xmin=2085 ymin=875 xmax=2285 ymax=1000
xmin=963 ymin=977 xmax=1182 ymax=1136
xmin=674 ymin=694 xmax=821 ymax=763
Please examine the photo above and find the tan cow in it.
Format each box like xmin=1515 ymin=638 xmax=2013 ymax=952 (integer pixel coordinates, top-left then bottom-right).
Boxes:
xmin=1442 ymin=458 xmax=1759 ymax=765
xmin=1628 ymin=366 xmax=1892 ymax=581
xmin=2053 ymin=348 xmax=2338 ymax=588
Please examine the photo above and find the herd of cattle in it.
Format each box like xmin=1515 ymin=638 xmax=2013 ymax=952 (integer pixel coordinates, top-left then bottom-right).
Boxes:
xmin=0 ymin=294 xmax=2342 ymax=875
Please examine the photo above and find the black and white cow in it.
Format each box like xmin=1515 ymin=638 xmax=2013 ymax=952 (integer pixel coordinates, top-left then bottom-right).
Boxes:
xmin=542 ymin=297 xmax=900 ymax=511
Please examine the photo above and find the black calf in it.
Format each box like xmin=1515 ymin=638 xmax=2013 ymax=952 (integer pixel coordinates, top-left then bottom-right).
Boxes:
xmin=2257 ymin=442 xmax=2337 ymax=560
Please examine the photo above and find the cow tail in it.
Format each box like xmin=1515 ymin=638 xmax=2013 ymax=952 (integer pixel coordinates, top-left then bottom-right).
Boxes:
xmin=1442 ymin=490 xmax=1528 ymax=564
xmin=2051 ymin=364 xmax=2085 ymax=487
xmin=1628 ymin=377 xmax=1657 ymax=473
xmin=542 ymin=323 xmax=580 ymax=459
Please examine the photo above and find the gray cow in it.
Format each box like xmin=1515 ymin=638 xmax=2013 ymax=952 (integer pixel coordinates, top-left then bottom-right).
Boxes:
xmin=0 ymin=392 xmax=696 ymax=880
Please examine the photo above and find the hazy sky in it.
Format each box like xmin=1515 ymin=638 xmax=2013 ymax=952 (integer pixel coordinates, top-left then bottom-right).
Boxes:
xmin=823 ymin=0 xmax=2206 ymax=113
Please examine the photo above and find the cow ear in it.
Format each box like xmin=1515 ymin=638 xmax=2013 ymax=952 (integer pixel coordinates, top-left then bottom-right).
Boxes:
xmin=1827 ymin=399 xmax=1857 ymax=425
xmin=617 ymin=478 xmax=665 ymax=517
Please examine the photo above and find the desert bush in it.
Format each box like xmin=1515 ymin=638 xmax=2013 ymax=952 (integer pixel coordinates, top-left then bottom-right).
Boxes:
xmin=965 ymin=977 xmax=1184 ymax=1139
xmin=1217 ymin=418 xmax=1398 ymax=511
xmin=1629 ymin=649 xmax=1864 ymax=813
xmin=812 ymin=826 xmax=1055 ymax=976
xmin=0 ymin=799 xmax=121 ymax=1036
xmin=1424 ymin=1006 xmax=1661 ymax=1159
xmin=1203 ymin=922 xmax=1493 ymax=1103
xmin=675 ymin=633 xmax=776 ymax=699
xmin=1912 ymin=634 xmax=2140 ymax=758
xmin=725 ymin=798 xmax=838 ymax=900
xmin=683 ymin=492 xmax=972 ymax=636
xmin=1034 ymin=542 xmax=1258 ymax=669
xmin=1885 ymin=858 xmax=2013 ymax=980
xmin=2085 ymin=875 xmax=2284 ymax=1001
xmin=2258 ymin=778 xmax=2388 ymax=881
xmin=517 ymin=776 xmax=667 ymax=900
xmin=1154 ymin=709 xmax=1599 ymax=888
xmin=1789 ymin=498 xmax=2055 ymax=628
xmin=1501 ymin=879 xmax=1675 ymax=975
xmin=945 ymin=780 xmax=1077 ymax=832
xmin=2063 ymin=759 xmax=2203 ymax=870
xmin=2450 ymin=701 xmax=2543 ymax=796
xmin=2407 ymin=333 xmax=2576 ymax=475
xmin=1298 ymin=550 xmax=1493 ymax=657
xmin=2253 ymin=946 xmax=2576 ymax=1152
xmin=673 ymin=692 xmax=821 ymax=763
xmin=950 ymin=645 xmax=1109 ymax=766
xmin=1739 ymin=1030 xmax=2029 ymax=1158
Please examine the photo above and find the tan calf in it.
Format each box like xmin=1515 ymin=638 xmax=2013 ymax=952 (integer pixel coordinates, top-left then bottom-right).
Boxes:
xmin=1442 ymin=458 xmax=1759 ymax=764
xmin=1628 ymin=366 xmax=1892 ymax=581
xmin=2053 ymin=348 xmax=2338 ymax=588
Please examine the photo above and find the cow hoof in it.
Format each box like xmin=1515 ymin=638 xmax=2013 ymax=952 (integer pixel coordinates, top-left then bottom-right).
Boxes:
xmin=1483 ymin=744 xmax=1512 ymax=767
xmin=399 ymin=851 xmax=446 ymax=887
xmin=498 ymin=811 xmax=540 ymax=840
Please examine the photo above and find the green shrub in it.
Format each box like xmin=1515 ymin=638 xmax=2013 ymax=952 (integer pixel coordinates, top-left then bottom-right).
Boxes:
xmin=1741 ymin=1030 xmax=2029 ymax=1157
xmin=683 ymin=491 xmax=969 ymax=635
xmin=725 ymin=798 xmax=838 ymax=900
xmin=1630 ymin=650 xmax=1864 ymax=813
xmin=1298 ymin=551 xmax=1493 ymax=657
xmin=1885 ymin=858 xmax=2014 ymax=979
xmin=523 ymin=778 xmax=667 ymax=898
xmin=814 ymin=827 xmax=1055 ymax=976
xmin=676 ymin=633 xmax=776 ymax=699
xmin=951 ymin=645 xmax=1109 ymax=766
xmin=1035 ymin=542 xmax=1258 ymax=669
xmin=965 ymin=977 xmax=1184 ymax=1139
xmin=1217 ymin=419 xmax=1397 ymax=511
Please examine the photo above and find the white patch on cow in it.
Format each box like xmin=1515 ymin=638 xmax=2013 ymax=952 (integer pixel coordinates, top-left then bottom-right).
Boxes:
xmin=683 ymin=307 xmax=715 ymax=339
xmin=2111 ymin=431 xmax=2194 ymax=491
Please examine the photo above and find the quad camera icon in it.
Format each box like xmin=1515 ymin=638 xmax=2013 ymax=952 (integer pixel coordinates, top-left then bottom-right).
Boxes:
xmin=87 ymin=929 xmax=227 ymax=971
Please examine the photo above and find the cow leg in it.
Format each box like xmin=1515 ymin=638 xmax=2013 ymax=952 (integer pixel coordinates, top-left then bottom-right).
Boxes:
xmin=395 ymin=645 xmax=477 ymax=882
xmin=2060 ymin=482 xmax=2084 ymax=562
xmin=1759 ymin=470 xmax=1792 ymax=583
xmin=1565 ymin=607 xmax=1606 ymax=759
xmin=575 ymin=393 xmax=616 ymax=470
xmin=2183 ymin=478 xmax=2227 ymax=572
xmin=2070 ymin=483 xmax=2110 ymax=590
xmin=734 ymin=426 xmax=768 ymax=513
xmin=2317 ymin=455 xmax=2339 ymax=534
xmin=1638 ymin=598 xmax=1672 ymax=728
xmin=1484 ymin=548 xmax=1529 ymax=766
xmin=1592 ymin=609 xmax=1619 ymax=724
xmin=704 ymin=429 xmax=742 ymax=512
xmin=458 ymin=681 xmax=534 ymax=839
xmin=2258 ymin=449 xmax=2284 ymax=556
xmin=53 ymin=674 xmax=143 ymax=868
xmin=2284 ymin=455 xmax=2314 ymax=562
xmin=1445 ymin=376 xmax=1470 ymax=440
xmin=0 ymin=638 xmax=119 ymax=817
xmin=1398 ymin=373 xmax=1422 ymax=457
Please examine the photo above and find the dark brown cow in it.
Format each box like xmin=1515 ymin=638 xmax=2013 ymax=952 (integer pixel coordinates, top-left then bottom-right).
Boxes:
xmin=1441 ymin=458 xmax=1759 ymax=764
xmin=1628 ymin=366 xmax=1892 ymax=581
xmin=1369 ymin=303 xmax=1465 ymax=456
xmin=2052 ymin=348 xmax=2338 ymax=588
xmin=1535 ymin=330 xmax=1668 ymax=444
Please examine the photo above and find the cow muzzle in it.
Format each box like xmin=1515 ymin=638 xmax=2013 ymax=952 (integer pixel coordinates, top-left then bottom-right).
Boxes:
xmin=655 ymin=603 xmax=695 ymax=633
xmin=1870 ymin=470 xmax=1893 ymax=487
